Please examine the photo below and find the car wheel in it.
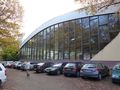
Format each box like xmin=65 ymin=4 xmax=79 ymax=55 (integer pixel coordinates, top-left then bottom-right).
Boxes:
xmin=57 ymin=70 xmax=60 ymax=75
xmin=112 ymin=79 xmax=116 ymax=83
xmin=0 ymin=80 xmax=2 ymax=87
xmin=64 ymin=73 xmax=68 ymax=77
xmin=36 ymin=70 xmax=39 ymax=73
xmin=98 ymin=74 xmax=102 ymax=80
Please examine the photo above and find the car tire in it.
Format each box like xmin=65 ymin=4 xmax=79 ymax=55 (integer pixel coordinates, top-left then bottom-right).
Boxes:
xmin=64 ymin=74 xmax=67 ymax=77
xmin=0 ymin=80 xmax=2 ymax=87
xmin=36 ymin=70 xmax=39 ymax=73
xmin=98 ymin=74 xmax=102 ymax=80
xmin=112 ymin=79 xmax=114 ymax=83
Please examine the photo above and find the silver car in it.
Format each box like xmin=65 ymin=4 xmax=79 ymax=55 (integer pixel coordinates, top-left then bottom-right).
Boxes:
xmin=80 ymin=63 xmax=109 ymax=80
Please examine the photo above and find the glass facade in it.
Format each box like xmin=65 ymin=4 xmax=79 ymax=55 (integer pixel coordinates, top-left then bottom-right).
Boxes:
xmin=20 ymin=13 xmax=120 ymax=61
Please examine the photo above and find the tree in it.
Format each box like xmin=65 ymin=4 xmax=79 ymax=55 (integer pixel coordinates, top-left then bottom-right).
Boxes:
xmin=2 ymin=45 xmax=19 ymax=61
xmin=74 ymin=0 xmax=120 ymax=14
xmin=0 ymin=0 xmax=23 ymax=60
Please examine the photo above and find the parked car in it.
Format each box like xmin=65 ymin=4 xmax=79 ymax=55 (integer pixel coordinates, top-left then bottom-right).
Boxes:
xmin=80 ymin=63 xmax=110 ymax=80
xmin=20 ymin=63 xmax=26 ymax=71
xmin=16 ymin=62 xmax=23 ymax=70
xmin=45 ymin=62 xmax=67 ymax=75
xmin=63 ymin=62 xmax=83 ymax=77
xmin=0 ymin=63 xmax=7 ymax=86
xmin=36 ymin=62 xmax=54 ymax=73
xmin=21 ymin=61 xmax=38 ymax=71
xmin=12 ymin=61 xmax=21 ymax=69
xmin=5 ymin=61 xmax=14 ymax=68
xmin=112 ymin=64 xmax=120 ymax=83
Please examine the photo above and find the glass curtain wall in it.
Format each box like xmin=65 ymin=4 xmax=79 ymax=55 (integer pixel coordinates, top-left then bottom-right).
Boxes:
xmin=20 ymin=13 xmax=120 ymax=61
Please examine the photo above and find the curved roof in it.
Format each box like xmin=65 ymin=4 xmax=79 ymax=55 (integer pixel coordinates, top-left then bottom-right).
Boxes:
xmin=20 ymin=2 xmax=120 ymax=48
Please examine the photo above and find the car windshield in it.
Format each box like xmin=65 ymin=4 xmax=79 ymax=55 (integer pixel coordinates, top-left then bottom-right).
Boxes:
xmin=65 ymin=63 xmax=76 ymax=68
xmin=53 ymin=63 xmax=62 ymax=67
xmin=82 ymin=64 xmax=96 ymax=68
xmin=113 ymin=64 xmax=120 ymax=70
xmin=30 ymin=62 xmax=37 ymax=64
xmin=38 ymin=63 xmax=44 ymax=66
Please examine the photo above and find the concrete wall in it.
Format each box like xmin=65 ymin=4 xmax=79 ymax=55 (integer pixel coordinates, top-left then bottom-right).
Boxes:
xmin=92 ymin=32 xmax=120 ymax=61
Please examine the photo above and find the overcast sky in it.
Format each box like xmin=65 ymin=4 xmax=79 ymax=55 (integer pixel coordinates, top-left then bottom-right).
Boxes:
xmin=19 ymin=0 xmax=80 ymax=41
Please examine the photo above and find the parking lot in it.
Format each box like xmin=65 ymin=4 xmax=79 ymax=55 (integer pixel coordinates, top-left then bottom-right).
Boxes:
xmin=1 ymin=69 xmax=120 ymax=90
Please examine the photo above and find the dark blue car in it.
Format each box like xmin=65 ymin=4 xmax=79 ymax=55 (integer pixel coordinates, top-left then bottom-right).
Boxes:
xmin=63 ymin=62 xmax=83 ymax=77
xmin=45 ymin=62 xmax=67 ymax=75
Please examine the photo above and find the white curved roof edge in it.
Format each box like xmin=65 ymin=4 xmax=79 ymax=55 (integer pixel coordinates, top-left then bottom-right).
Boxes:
xmin=20 ymin=3 xmax=120 ymax=48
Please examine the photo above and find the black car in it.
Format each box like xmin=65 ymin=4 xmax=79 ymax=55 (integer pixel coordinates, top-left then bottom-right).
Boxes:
xmin=45 ymin=62 xmax=67 ymax=75
xmin=36 ymin=62 xmax=54 ymax=73
xmin=63 ymin=62 xmax=83 ymax=77
xmin=80 ymin=63 xmax=110 ymax=80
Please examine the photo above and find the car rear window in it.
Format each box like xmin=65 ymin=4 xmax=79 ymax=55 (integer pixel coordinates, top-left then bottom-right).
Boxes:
xmin=113 ymin=64 xmax=120 ymax=70
xmin=53 ymin=63 xmax=62 ymax=67
xmin=82 ymin=64 xmax=96 ymax=68
xmin=65 ymin=63 xmax=76 ymax=68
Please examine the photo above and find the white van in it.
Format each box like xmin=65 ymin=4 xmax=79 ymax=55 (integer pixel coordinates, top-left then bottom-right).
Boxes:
xmin=0 ymin=63 xmax=7 ymax=86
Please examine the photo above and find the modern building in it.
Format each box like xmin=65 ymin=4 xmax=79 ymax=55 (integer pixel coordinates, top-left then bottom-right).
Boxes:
xmin=20 ymin=1 xmax=120 ymax=63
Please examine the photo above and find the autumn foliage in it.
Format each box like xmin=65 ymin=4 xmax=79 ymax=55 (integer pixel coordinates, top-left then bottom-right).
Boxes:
xmin=0 ymin=0 xmax=23 ymax=61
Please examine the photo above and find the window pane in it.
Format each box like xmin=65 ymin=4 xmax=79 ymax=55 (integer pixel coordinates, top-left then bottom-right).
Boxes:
xmin=46 ymin=28 xmax=50 ymax=60
xmin=69 ymin=20 xmax=75 ymax=60
xmin=38 ymin=32 xmax=43 ymax=60
xmin=99 ymin=15 xmax=108 ymax=25
xmin=54 ymin=25 xmax=59 ymax=60
xmin=50 ymin=26 xmax=55 ymax=60
xmin=99 ymin=25 xmax=110 ymax=42
xmin=43 ymin=30 xmax=47 ymax=60
xmin=58 ymin=23 xmax=64 ymax=60
xmin=64 ymin=22 xmax=69 ymax=59
xmin=90 ymin=36 xmax=98 ymax=52
xmin=75 ymin=19 xmax=83 ymax=60
xmin=109 ymin=14 xmax=120 ymax=31
xmin=90 ymin=16 xmax=98 ymax=35
xmin=82 ymin=18 xmax=89 ymax=29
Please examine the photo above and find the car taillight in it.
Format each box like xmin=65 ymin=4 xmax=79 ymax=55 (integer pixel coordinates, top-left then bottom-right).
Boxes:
xmin=72 ymin=68 xmax=77 ymax=72
xmin=63 ymin=68 xmax=66 ymax=71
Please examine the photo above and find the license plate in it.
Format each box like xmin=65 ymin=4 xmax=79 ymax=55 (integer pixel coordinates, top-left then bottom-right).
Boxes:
xmin=85 ymin=70 xmax=92 ymax=72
